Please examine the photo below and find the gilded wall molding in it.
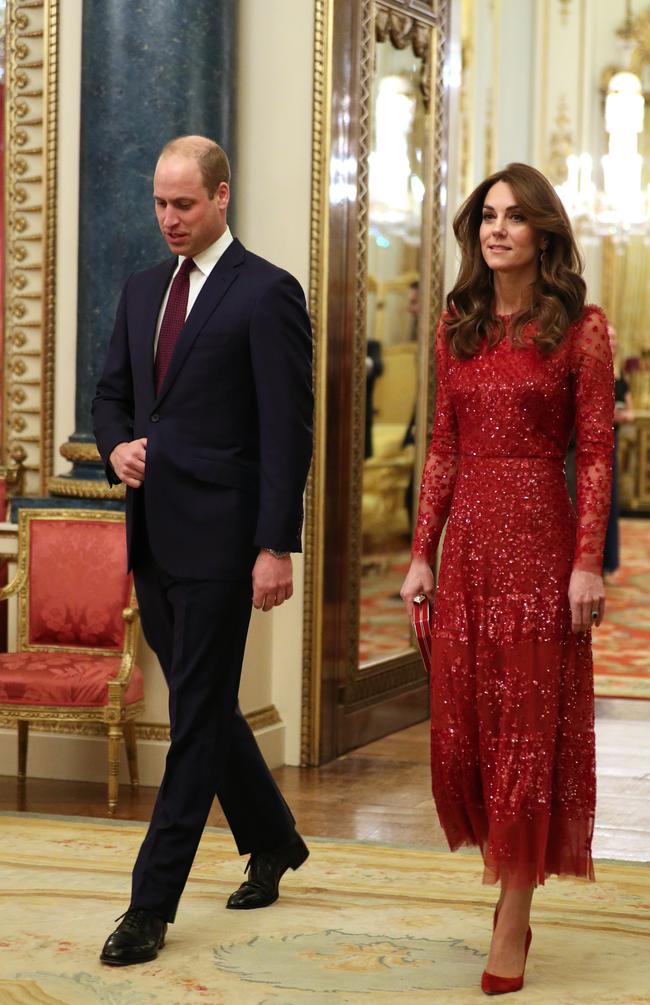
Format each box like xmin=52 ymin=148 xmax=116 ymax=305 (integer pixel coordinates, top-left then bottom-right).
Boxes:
xmin=4 ymin=0 xmax=58 ymax=495
xmin=459 ymin=0 xmax=475 ymax=202
xmin=301 ymin=0 xmax=331 ymax=766
xmin=347 ymin=0 xmax=374 ymax=685
xmin=0 ymin=705 xmax=282 ymax=740
xmin=428 ymin=0 xmax=448 ymax=397
xmin=547 ymin=94 xmax=574 ymax=186
xmin=631 ymin=9 xmax=650 ymax=67
xmin=0 ymin=702 xmax=143 ymax=728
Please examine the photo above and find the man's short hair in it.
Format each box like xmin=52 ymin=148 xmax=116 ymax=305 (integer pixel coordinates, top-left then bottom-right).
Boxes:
xmin=159 ymin=136 xmax=231 ymax=198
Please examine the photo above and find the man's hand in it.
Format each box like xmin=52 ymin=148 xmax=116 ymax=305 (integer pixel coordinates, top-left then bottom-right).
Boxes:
xmin=568 ymin=568 xmax=605 ymax=633
xmin=109 ymin=438 xmax=147 ymax=488
xmin=252 ymin=551 xmax=293 ymax=612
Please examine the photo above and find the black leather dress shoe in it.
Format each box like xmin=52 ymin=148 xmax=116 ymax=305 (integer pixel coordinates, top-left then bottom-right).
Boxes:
xmin=226 ymin=833 xmax=309 ymax=909
xmin=99 ymin=907 xmax=167 ymax=966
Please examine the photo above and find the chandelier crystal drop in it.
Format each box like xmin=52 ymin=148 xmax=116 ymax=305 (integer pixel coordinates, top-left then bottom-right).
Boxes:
xmin=556 ymin=66 xmax=649 ymax=246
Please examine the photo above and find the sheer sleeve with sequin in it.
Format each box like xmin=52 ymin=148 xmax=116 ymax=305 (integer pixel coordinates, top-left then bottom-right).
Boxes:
xmin=570 ymin=306 xmax=615 ymax=574
xmin=411 ymin=320 xmax=459 ymax=564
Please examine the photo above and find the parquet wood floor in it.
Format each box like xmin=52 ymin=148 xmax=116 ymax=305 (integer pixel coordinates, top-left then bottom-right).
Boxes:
xmin=1 ymin=698 xmax=648 ymax=860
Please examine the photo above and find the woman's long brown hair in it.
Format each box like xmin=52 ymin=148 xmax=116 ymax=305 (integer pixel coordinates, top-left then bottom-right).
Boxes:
xmin=445 ymin=162 xmax=586 ymax=358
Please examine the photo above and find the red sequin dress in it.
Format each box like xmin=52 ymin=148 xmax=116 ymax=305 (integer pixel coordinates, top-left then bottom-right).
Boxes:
xmin=413 ymin=305 xmax=614 ymax=887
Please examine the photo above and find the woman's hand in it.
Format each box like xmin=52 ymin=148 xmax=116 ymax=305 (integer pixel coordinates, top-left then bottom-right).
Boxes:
xmin=400 ymin=557 xmax=436 ymax=617
xmin=568 ymin=568 xmax=605 ymax=633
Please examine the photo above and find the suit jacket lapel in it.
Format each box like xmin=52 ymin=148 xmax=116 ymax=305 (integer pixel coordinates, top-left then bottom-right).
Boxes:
xmin=154 ymin=239 xmax=245 ymax=404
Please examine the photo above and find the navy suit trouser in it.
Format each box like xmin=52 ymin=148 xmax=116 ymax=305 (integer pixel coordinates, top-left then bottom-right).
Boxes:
xmin=130 ymin=535 xmax=296 ymax=922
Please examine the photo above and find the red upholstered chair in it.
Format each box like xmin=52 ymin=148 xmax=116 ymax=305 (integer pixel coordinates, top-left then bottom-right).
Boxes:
xmin=0 ymin=509 xmax=144 ymax=814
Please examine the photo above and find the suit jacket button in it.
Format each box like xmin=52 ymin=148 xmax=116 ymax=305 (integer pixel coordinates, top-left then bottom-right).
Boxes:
xmin=150 ymin=413 xmax=160 ymax=422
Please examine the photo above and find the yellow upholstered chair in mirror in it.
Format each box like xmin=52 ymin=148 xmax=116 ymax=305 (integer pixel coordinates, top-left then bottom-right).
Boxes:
xmin=0 ymin=509 xmax=144 ymax=814
xmin=364 ymin=271 xmax=419 ymax=542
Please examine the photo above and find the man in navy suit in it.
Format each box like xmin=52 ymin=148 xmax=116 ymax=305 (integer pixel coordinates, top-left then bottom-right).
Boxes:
xmin=93 ymin=136 xmax=313 ymax=966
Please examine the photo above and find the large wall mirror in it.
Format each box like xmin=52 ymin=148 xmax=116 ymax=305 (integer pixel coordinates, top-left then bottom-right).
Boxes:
xmin=361 ymin=27 xmax=427 ymax=666
xmin=303 ymin=0 xmax=449 ymax=765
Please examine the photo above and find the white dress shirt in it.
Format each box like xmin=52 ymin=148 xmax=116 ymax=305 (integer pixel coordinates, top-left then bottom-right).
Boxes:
xmin=154 ymin=226 xmax=234 ymax=356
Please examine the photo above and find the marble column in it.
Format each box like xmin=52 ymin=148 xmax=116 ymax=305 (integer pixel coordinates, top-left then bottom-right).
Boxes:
xmin=49 ymin=0 xmax=238 ymax=498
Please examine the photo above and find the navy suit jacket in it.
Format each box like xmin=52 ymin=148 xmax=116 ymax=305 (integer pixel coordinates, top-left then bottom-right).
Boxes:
xmin=91 ymin=238 xmax=313 ymax=580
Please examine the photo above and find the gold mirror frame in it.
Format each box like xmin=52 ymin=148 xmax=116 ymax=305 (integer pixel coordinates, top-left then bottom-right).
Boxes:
xmin=302 ymin=0 xmax=449 ymax=765
xmin=3 ymin=0 xmax=58 ymax=495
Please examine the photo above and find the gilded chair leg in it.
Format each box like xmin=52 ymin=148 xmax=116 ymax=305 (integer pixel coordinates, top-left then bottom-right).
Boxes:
xmin=17 ymin=720 xmax=28 ymax=781
xmin=122 ymin=720 xmax=139 ymax=788
xmin=107 ymin=724 xmax=121 ymax=817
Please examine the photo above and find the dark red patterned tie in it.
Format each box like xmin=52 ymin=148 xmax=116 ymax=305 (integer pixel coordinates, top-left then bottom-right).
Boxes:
xmin=154 ymin=257 xmax=195 ymax=393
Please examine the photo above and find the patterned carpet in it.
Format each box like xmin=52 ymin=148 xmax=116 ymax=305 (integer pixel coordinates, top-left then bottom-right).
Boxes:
xmin=359 ymin=549 xmax=411 ymax=664
xmin=0 ymin=813 xmax=648 ymax=1004
xmin=593 ymin=517 xmax=650 ymax=699
xmin=360 ymin=519 xmax=650 ymax=697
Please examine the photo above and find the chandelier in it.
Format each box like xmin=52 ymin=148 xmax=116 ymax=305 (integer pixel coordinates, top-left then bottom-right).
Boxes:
xmin=556 ymin=4 xmax=650 ymax=246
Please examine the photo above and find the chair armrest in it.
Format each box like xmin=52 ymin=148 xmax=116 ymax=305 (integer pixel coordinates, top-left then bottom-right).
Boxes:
xmin=0 ymin=568 xmax=26 ymax=601
xmin=113 ymin=606 xmax=141 ymax=686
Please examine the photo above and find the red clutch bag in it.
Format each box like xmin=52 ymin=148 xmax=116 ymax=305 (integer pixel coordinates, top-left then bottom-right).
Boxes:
xmin=411 ymin=594 xmax=432 ymax=674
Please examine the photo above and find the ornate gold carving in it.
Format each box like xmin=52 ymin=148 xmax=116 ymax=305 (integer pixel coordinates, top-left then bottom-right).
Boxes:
xmin=630 ymin=10 xmax=650 ymax=67
xmin=483 ymin=87 xmax=495 ymax=177
xmin=376 ymin=8 xmax=432 ymax=107
xmin=0 ymin=706 xmax=282 ymax=740
xmin=426 ymin=2 xmax=448 ymax=429
xmin=46 ymin=475 xmax=126 ymax=499
xmin=48 ymin=436 xmax=113 ymax=498
xmin=301 ymin=0 xmax=331 ymax=767
xmin=0 ymin=703 xmax=144 ymax=729
xmin=558 ymin=0 xmax=572 ymax=26
xmin=459 ymin=40 xmax=472 ymax=202
xmin=0 ymin=444 xmax=27 ymax=497
xmin=4 ymin=0 xmax=58 ymax=495
xmin=374 ymin=0 xmax=439 ymax=21
xmin=347 ymin=0 xmax=374 ymax=685
xmin=547 ymin=95 xmax=573 ymax=186
xmin=59 ymin=441 xmax=101 ymax=463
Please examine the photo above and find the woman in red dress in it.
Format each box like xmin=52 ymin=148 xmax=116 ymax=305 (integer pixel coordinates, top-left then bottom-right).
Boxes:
xmin=401 ymin=163 xmax=613 ymax=995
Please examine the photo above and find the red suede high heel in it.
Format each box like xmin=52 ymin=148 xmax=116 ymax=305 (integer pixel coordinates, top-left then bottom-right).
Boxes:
xmin=481 ymin=926 xmax=532 ymax=996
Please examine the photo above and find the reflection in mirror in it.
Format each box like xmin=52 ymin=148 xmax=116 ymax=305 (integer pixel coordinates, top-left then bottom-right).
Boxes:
xmin=360 ymin=39 xmax=426 ymax=666
xmin=0 ymin=0 xmax=5 ymax=398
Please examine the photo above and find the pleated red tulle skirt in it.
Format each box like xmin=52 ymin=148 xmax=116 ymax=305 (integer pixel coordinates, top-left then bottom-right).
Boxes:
xmin=430 ymin=457 xmax=596 ymax=888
